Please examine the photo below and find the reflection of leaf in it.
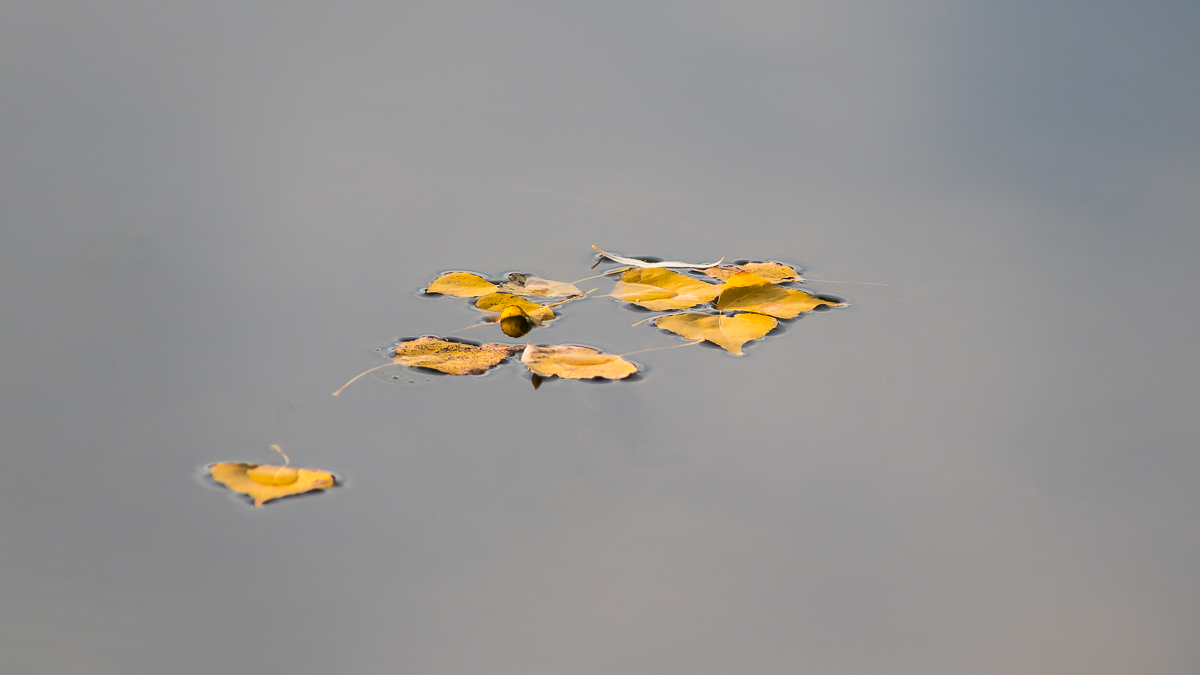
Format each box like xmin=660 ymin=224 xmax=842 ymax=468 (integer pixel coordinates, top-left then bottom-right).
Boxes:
xmin=393 ymin=336 xmax=521 ymax=375
xmin=475 ymin=293 xmax=556 ymax=324
xmin=609 ymin=268 xmax=723 ymax=310
xmin=209 ymin=463 xmax=335 ymax=507
xmin=520 ymin=344 xmax=638 ymax=380
xmin=704 ymin=262 xmax=801 ymax=284
xmin=716 ymin=271 xmax=841 ymax=319
xmin=592 ymin=245 xmax=724 ymax=269
xmin=497 ymin=273 xmax=582 ymax=298
xmin=654 ymin=312 xmax=777 ymax=355
xmin=426 ymin=272 xmax=499 ymax=297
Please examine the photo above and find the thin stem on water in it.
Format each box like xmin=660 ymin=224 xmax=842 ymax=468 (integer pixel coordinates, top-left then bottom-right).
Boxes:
xmin=332 ymin=363 xmax=398 ymax=396
xmin=620 ymin=339 xmax=703 ymax=357
xmin=571 ymin=267 xmax=630 ymax=284
xmin=545 ymin=288 xmax=596 ymax=308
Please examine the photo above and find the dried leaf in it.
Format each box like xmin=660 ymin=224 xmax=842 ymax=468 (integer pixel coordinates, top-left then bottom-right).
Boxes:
xmin=609 ymin=268 xmax=724 ymax=311
xmin=496 ymin=273 xmax=583 ymax=298
xmin=654 ymin=312 xmax=777 ymax=355
xmin=393 ymin=336 xmax=521 ymax=375
xmin=209 ymin=463 xmax=335 ymax=507
xmin=592 ymin=245 xmax=724 ymax=269
xmin=715 ymin=271 xmax=842 ymax=319
xmin=425 ymin=272 xmax=499 ymax=297
xmin=475 ymin=293 xmax=556 ymax=324
xmin=704 ymin=262 xmax=801 ymax=284
xmin=520 ymin=344 xmax=639 ymax=380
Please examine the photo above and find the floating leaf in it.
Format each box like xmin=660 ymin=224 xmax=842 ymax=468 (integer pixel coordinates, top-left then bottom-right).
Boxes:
xmin=475 ymin=293 xmax=556 ymax=324
xmin=209 ymin=463 xmax=335 ymax=507
xmin=425 ymin=272 xmax=499 ymax=297
xmin=715 ymin=271 xmax=842 ymax=319
xmin=499 ymin=305 xmax=534 ymax=338
xmin=592 ymin=245 xmax=724 ymax=269
xmin=704 ymin=262 xmax=801 ymax=284
xmin=393 ymin=336 xmax=521 ymax=375
xmin=609 ymin=268 xmax=724 ymax=311
xmin=520 ymin=344 xmax=638 ymax=380
xmin=496 ymin=273 xmax=583 ymax=298
xmin=654 ymin=312 xmax=777 ymax=355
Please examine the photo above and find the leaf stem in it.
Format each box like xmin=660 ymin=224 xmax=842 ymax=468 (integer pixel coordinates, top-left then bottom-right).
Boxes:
xmin=332 ymin=363 xmax=398 ymax=396
xmin=270 ymin=444 xmax=291 ymax=467
xmin=620 ymin=339 xmax=703 ymax=357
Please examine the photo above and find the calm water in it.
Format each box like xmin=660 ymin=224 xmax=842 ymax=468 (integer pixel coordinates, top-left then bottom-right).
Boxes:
xmin=3 ymin=2 xmax=1198 ymax=673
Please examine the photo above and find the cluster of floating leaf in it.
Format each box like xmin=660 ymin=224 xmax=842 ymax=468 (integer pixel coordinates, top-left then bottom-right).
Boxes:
xmin=208 ymin=246 xmax=843 ymax=506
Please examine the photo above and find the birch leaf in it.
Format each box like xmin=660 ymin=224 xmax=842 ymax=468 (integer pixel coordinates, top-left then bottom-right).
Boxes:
xmin=425 ymin=272 xmax=499 ymax=297
xmin=654 ymin=312 xmax=777 ymax=355
xmin=393 ymin=336 xmax=521 ymax=375
xmin=592 ymin=245 xmax=724 ymax=269
xmin=209 ymin=463 xmax=336 ymax=507
xmin=715 ymin=271 xmax=842 ymax=319
xmin=609 ymin=268 xmax=723 ymax=311
xmin=475 ymin=293 xmax=556 ymax=324
xmin=704 ymin=262 xmax=801 ymax=284
xmin=496 ymin=273 xmax=582 ymax=298
xmin=520 ymin=344 xmax=638 ymax=380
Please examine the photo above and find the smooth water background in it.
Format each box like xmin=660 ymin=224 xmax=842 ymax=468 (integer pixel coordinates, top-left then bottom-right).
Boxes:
xmin=3 ymin=2 xmax=1198 ymax=673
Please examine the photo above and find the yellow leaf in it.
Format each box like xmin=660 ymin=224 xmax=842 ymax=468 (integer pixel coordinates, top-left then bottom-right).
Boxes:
xmin=499 ymin=305 xmax=534 ymax=338
xmin=393 ymin=336 xmax=521 ymax=375
xmin=496 ymin=273 xmax=583 ymax=298
xmin=704 ymin=262 xmax=801 ymax=284
xmin=209 ymin=463 xmax=335 ymax=507
xmin=654 ymin=312 xmax=777 ymax=355
xmin=475 ymin=293 xmax=555 ymax=324
xmin=425 ymin=272 xmax=499 ymax=297
xmin=715 ymin=271 xmax=842 ymax=319
xmin=520 ymin=344 xmax=639 ymax=380
xmin=609 ymin=268 xmax=723 ymax=311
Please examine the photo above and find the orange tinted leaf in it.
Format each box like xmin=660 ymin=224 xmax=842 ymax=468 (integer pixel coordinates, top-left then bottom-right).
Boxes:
xmin=475 ymin=293 xmax=556 ymax=324
xmin=715 ymin=271 xmax=841 ymax=319
xmin=609 ymin=268 xmax=723 ymax=311
xmin=654 ymin=312 xmax=777 ymax=355
xmin=425 ymin=272 xmax=499 ymax=297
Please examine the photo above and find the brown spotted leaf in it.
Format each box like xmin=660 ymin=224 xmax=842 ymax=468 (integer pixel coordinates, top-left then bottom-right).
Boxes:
xmin=496 ymin=273 xmax=583 ymax=298
xmin=393 ymin=336 xmax=521 ymax=375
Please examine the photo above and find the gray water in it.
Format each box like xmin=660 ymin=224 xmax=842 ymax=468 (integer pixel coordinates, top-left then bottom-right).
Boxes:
xmin=3 ymin=2 xmax=1199 ymax=673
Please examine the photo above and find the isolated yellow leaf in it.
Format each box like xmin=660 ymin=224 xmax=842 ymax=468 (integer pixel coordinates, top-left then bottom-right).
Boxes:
xmin=715 ymin=271 xmax=841 ymax=319
xmin=704 ymin=262 xmax=801 ymax=284
xmin=425 ymin=272 xmax=499 ymax=297
xmin=209 ymin=463 xmax=335 ymax=507
xmin=393 ymin=336 xmax=521 ymax=375
xmin=654 ymin=312 xmax=777 ymax=355
xmin=496 ymin=273 xmax=583 ymax=298
xmin=520 ymin=344 xmax=639 ymax=380
xmin=609 ymin=268 xmax=723 ymax=311
xmin=475 ymin=293 xmax=556 ymax=324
